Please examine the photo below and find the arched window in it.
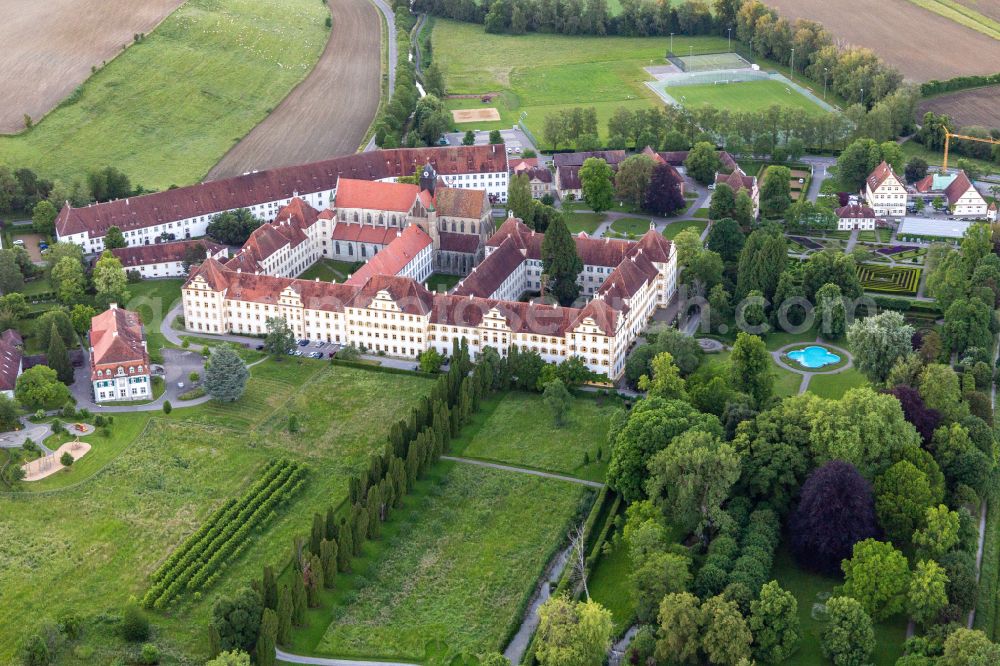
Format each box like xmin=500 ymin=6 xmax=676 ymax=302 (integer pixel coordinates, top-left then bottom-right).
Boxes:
xmin=366 ymin=213 xmax=372 ymax=224
xmin=353 ymin=212 xmax=358 ymax=222
xmin=378 ymin=214 xmax=384 ymax=225
xmin=361 ymin=245 xmax=367 ymax=257
xmin=460 ymin=221 xmax=466 ymax=233
xmin=335 ymin=241 xmax=341 ymax=255
xmin=348 ymin=244 xmax=354 ymax=256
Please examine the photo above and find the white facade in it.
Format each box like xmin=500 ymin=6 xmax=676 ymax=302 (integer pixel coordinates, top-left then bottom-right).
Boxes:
xmin=951 ymin=186 xmax=988 ymax=217
xmin=93 ymin=372 xmax=151 ymax=403
xmin=866 ymin=165 xmax=907 ymax=218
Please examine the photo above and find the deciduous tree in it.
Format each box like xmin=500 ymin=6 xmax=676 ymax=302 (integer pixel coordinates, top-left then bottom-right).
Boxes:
xmin=264 ymin=317 xmax=296 ymax=358
xmin=614 ymin=154 xmax=655 ymax=207
xmin=15 ymin=365 xmax=70 ymax=411
xmin=535 ymin=596 xmax=613 ymax=666
xmin=749 ymin=581 xmax=800 ymax=664
xmin=729 ymin=332 xmax=773 ymax=408
xmin=684 ymin=142 xmax=722 ymax=185
xmin=821 ymin=597 xmax=875 ymax=666
xmin=840 ymin=538 xmax=910 ymax=621
xmin=93 ymin=251 xmax=129 ymax=309
xmin=578 ymin=157 xmax=614 ymax=213
xmin=654 ymin=592 xmax=702 ymax=664
xmin=701 ymin=594 xmax=752 ymax=666
xmin=644 ymin=163 xmax=686 ymax=215
xmin=908 ymin=559 xmax=949 ymax=626
xmin=103 ymin=225 xmax=127 ymax=250
xmin=847 ymin=311 xmax=914 ymax=383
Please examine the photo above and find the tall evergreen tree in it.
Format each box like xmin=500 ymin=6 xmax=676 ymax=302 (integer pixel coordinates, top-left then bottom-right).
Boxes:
xmin=204 ymin=344 xmax=249 ymax=402
xmin=256 ymin=608 xmax=277 ymax=666
xmin=367 ymin=487 xmax=382 ymax=539
xmin=311 ymin=513 xmax=324 ymax=556
xmin=541 ymin=214 xmax=583 ymax=306
xmin=46 ymin=322 xmax=73 ymax=384
xmin=276 ymin=586 xmax=292 ymax=645
xmin=337 ymin=521 xmax=353 ymax=572
xmin=290 ymin=572 xmax=306 ymax=626
xmin=208 ymin=622 xmax=222 ymax=659
xmin=262 ymin=566 xmax=278 ymax=611
xmin=325 ymin=506 xmax=337 ymax=540
xmin=320 ymin=539 xmax=338 ymax=588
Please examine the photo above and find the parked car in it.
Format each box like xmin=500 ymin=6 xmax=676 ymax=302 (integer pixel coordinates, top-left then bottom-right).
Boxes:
xmin=38 ymin=242 xmax=49 ymax=250
xmin=286 ymin=349 xmax=296 ymax=355
xmin=255 ymin=344 xmax=264 ymax=351
xmin=297 ymin=339 xmax=309 ymax=346
xmin=310 ymin=352 xmax=323 ymax=359
xmin=798 ymin=178 xmax=805 ymax=184
xmin=707 ymin=184 xmax=716 ymax=190
xmin=12 ymin=239 xmax=24 ymax=247
xmin=177 ymin=382 xmax=184 ymax=389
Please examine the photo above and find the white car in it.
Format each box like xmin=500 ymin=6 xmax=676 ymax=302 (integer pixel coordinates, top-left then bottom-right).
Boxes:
xmin=177 ymin=382 xmax=184 ymax=389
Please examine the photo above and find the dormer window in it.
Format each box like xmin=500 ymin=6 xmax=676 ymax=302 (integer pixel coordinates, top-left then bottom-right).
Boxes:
xmin=129 ymin=367 xmax=134 ymax=374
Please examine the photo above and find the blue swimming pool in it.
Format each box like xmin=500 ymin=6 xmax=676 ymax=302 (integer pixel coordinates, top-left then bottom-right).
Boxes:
xmin=787 ymin=346 xmax=841 ymax=369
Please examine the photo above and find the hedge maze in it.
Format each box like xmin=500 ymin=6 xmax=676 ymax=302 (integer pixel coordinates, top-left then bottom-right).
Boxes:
xmin=142 ymin=459 xmax=306 ymax=609
xmin=856 ymin=264 xmax=921 ymax=295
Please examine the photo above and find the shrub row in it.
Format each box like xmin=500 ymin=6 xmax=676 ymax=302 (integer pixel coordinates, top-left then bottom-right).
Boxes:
xmin=143 ymin=459 xmax=305 ymax=608
xmin=921 ymin=72 xmax=1000 ymax=97
xmin=974 ymin=491 xmax=1000 ymax=638
xmin=696 ymin=505 xmax=781 ymax=609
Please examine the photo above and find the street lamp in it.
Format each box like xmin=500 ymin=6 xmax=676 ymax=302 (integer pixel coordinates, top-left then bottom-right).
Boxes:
xmin=689 ymin=45 xmax=693 ymax=58
xmin=860 ymin=87 xmax=864 ymax=107
xmin=670 ymin=33 xmax=674 ymax=54
xmin=790 ymin=47 xmax=795 ymax=81
xmin=727 ymin=27 xmax=732 ymax=52
xmin=823 ymin=67 xmax=828 ymax=101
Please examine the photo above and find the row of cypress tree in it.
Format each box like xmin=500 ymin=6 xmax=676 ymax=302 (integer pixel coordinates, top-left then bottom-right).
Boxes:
xmin=208 ymin=338 xmax=506 ymax=664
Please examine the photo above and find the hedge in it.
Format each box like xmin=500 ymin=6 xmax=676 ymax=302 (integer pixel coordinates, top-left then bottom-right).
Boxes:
xmin=142 ymin=459 xmax=306 ymax=608
xmin=974 ymin=492 xmax=1000 ymax=638
xmin=921 ymin=73 xmax=1000 ymax=97
xmin=329 ymin=358 xmax=435 ymax=378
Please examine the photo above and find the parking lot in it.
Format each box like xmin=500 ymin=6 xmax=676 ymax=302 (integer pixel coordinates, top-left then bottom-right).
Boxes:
xmin=441 ymin=127 xmax=538 ymax=156
xmin=259 ymin=338 xmax=343 ymax=359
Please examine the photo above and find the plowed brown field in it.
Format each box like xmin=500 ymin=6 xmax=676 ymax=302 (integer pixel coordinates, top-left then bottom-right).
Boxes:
xmin=0 ymin=0 xmax=185 ymax=134
xmin=956 ymin=0 xmax=1000 ymax=23
xmin=918 ymin=87 xmax=1000 ymax=130
xmin=763 ymin=0 xmax=1000 ymax=81
xmin=206 ymin=0 xmax=383 ymax=180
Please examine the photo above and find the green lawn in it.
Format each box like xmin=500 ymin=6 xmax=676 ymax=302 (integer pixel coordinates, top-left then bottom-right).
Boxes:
xmin=662 ymin=219 xmax=707 ymax=240
xmin=433 ymin=20 xmax=729 ymax=144
xmin=564 ymin=211 xmax=607 ymax=234
xmin=672 ymin=79 xmax=828 ymax=116
xmin=425 ymin=272 xmax=463 ymax=292
xmin=806 ymin=367 xmax=869 ymax=399
xmin=126 ymin=278 xmax=184 ymax=363
xmin=451 ymin=391 xmax=616 ymax=482
xmin=299 ymin=461 xmax=590 ymax=662
xmin=691 ymin=207 xmax=711 ymax=219
xmin=0 ymin=362 xmax=432 ymax=664
xmin=298 ymin=259 xmax=359 ymax=283
xmin=588 ymin=532 xmax=636 ymax=634
xmin=773 ymin=547 xmax=906 ymax=666
xmin=0 ymin=0 xmax=328 ymax=190
xmin=609 ymin=216 xmax=654 ymax=236
xmin=900 ymin=140 xmax=997 ymax=176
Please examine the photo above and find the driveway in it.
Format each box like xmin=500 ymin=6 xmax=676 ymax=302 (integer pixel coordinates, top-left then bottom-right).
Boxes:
xmin=70 ymin=346 xmax=209 ymax=412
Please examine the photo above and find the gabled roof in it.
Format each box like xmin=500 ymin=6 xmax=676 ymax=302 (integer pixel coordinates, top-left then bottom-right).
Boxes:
xmin=524 ymin=167 xmax=553 ymax=184
xmin=348 ymin=274 xmax=434 ymax=314
xmin=434 ymin=187 xmax=487 ymax=219
xmin=345 ymin=225 xmax=433 ymax=286
xmin=509 ymin=157 xmax=540 ymax=173
xmin=552 ymin=151 xmax=627 ymax=168
xmin=867 ymin=161 xmax=902 ymax=191
xmin=111 ymin=239 xmax=227 ymax=268
xmin=715 ymin=167 xmax=755 ymax=193
xmin=453 ymin=238 xmax=526 ymax=297
xmin=56 ymin=145 xmax=508 ymax=237
xmin=335 ymin=179 xmax=420 ymax=212
xmin=944 ymin=170 xmax=980 ymax=205
xmin=570 ymin=298 xmax=619 ymax=336
xmin=330 ymin=222 xmax=399 ymax=245
xmin=439 ymin=232 xmax=481 ymax=254
xmin=90 ymin=306 xmax=147 ymax=367
xmin=225 ymin=198 xmax=317 ymax=272
xmin=0 ymin=329 xmax=22 ymax=392
xmin=835 ymin=204 xmax=876 ymax=219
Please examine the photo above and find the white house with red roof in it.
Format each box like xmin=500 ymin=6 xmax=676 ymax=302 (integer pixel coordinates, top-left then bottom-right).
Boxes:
xmin=111 ymin=239 xmax=228 ymax=279
xmin=835 ymin=204 xmax=878 ymax=231
xmin=713 ymin=167 xmax=759 ymax=219
xmin=865 ymin=161 xmax=907 ymax=217
xmin=914 ymin=170 xmax=987 ymax=218
xmin=89 ymin=305 xmax=151 ymax=403
xmin=54 ymin=145 xmax=508 ymax=254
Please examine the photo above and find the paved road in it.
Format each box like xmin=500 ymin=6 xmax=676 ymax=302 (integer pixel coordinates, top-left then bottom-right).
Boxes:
xmin=441 ymin=456 xmax=604 ymax=488
xmin=800 ymin=156 xmax=835 ymax=203
xmin=505 ymin=542 xmax=574 ymax=664
xmin=276 ymin=649 xmax=415 ymax=666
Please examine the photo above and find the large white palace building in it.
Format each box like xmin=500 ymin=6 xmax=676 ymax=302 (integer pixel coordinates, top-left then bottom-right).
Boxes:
xmin=55 ymin=146 xmax=677 ymax=380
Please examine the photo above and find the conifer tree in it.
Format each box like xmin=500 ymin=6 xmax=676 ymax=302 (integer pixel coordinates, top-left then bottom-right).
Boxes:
xmin=541 ymin=214 xmax=583 ymax=306
xmin=367 ymin=487 xmax=382 ymax=539
xmin=406 ymin=446 xmax=419 ymax=486
xmin=46 ymin=322 xmax=74 ymax=384
xmin=311 ymin=513 xmax=324 ymax=556
xmin=262 ymin=565 xmax=278 ymax=611
xmin=305 ymin=554 xmax=323 ymax=607
xmin=290 ymin=571 xmax=306 ymax=625
xmin=276 ymin=586 xmax=292 ymax=645
xmin=256 ymin=608 xmax=277 ymax=666
xmin=325 ymin=506 xmax=337 ymax=540
xmin=337 ymin=521 xmax=353 ymax=572
xmin=320 ymin=539 xmax=338 ymax=588
xmin=351 ymin=503 xmax=368 ymax=554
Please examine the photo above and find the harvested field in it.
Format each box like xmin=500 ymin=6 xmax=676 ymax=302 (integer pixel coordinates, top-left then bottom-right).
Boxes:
xmin=918 ymin=86 xmax=1000 ymax=130
xmin=206 ymin=0 xmax=383 ymax=180
xmin=452 ymin=107 xmax=502 ymax=123
xmin=762 ymin=0 xmax=1000 ymax=81
xmin=956 ymin=0 xmax=1000 ymax=22
xmin=0 ymin=0 xmax=185 ymax=134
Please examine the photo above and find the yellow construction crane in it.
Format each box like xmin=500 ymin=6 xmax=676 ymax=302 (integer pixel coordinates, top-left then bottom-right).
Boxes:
xmin=942 ymin=126 xmax=1000 ymax=173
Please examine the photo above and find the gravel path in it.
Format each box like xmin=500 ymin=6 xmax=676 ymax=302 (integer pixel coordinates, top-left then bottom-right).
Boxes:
xmin=276 ymin=649 xmax=416 ymax=666
xmin=769 ymin=339 xmax=854 ymax=395
xmin=441 ymin=456 xmax=604 ymax=488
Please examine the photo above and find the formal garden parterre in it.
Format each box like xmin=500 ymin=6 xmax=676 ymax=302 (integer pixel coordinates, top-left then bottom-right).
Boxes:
xmin=856 ymin=264 xmax=922 ymax=295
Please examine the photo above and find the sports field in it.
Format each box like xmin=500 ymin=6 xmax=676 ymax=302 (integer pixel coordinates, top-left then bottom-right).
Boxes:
xmin=671 ymin=79 xmax=829 ymax=116
xmin=0 ymin=0 xmax=328 ymax=190
xmin=432 ymin=19 xmax=730 ymax=139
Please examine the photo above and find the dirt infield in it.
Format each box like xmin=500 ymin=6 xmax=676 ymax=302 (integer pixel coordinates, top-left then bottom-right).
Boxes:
xmin=452 ymin=108 xmax=502 ymax=123
xmin=206 ymin=0 xmax=383 ymax=180
xmin=918 ymin=87 xmax=1000 ymax=130
xmin=762 ymin=0 xmax=1000 ymax=81
xmin=0 ymin=0 xmax=185 ymax=134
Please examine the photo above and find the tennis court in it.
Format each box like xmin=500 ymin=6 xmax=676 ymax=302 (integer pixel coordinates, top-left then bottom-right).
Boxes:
xmin=668 ymin=51 xmax=751 ymax=72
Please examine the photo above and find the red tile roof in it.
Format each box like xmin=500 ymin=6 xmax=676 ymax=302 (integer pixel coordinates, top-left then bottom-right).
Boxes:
xmin=715 ymin=168 xmax=755 ymax=193
xmin=0 ymin=329 xmax=22 ymax=392
xmin=90 ymin=306 xmax=149 ymax=378
xmin=56 ymin=145 xmax=508 ymax=237
xmin=348 ymin=273 xmax=435 ymax=314
xmin=944 ymin=170 xmax=977 ymax=205
xmin=435 ymin=187 xmax=488 ymax=219
xmin=439 ymin=232 xmax=481 ymax=254
xmin=525 ymin=167 xmax=553 ymax=184
xmin=836 ymin=204 xmax=876 ymax=219
xmin=509 ymin=158 xmax=540 ymax=173
xmin=646 ymin=147 xmax=738 ymax=172
xmin=453 ymin=238 xmax=526 ymax=297
xmin=345 ymin=225 xmax=433 ymax=286
xmin=335 ymin=179 xmax=420 ymax=212
xmin=111 ymin=239 xmax=226 ymax=269
xmin=225 ymin=198 xmax=318 ymax=272
xmin=867 ymin=161 xmax=902 ymax=191
xmin=487 ymin=216 xmax=633 ymax=267
xmin=330 ymin=223 xmax=399 ymax=245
